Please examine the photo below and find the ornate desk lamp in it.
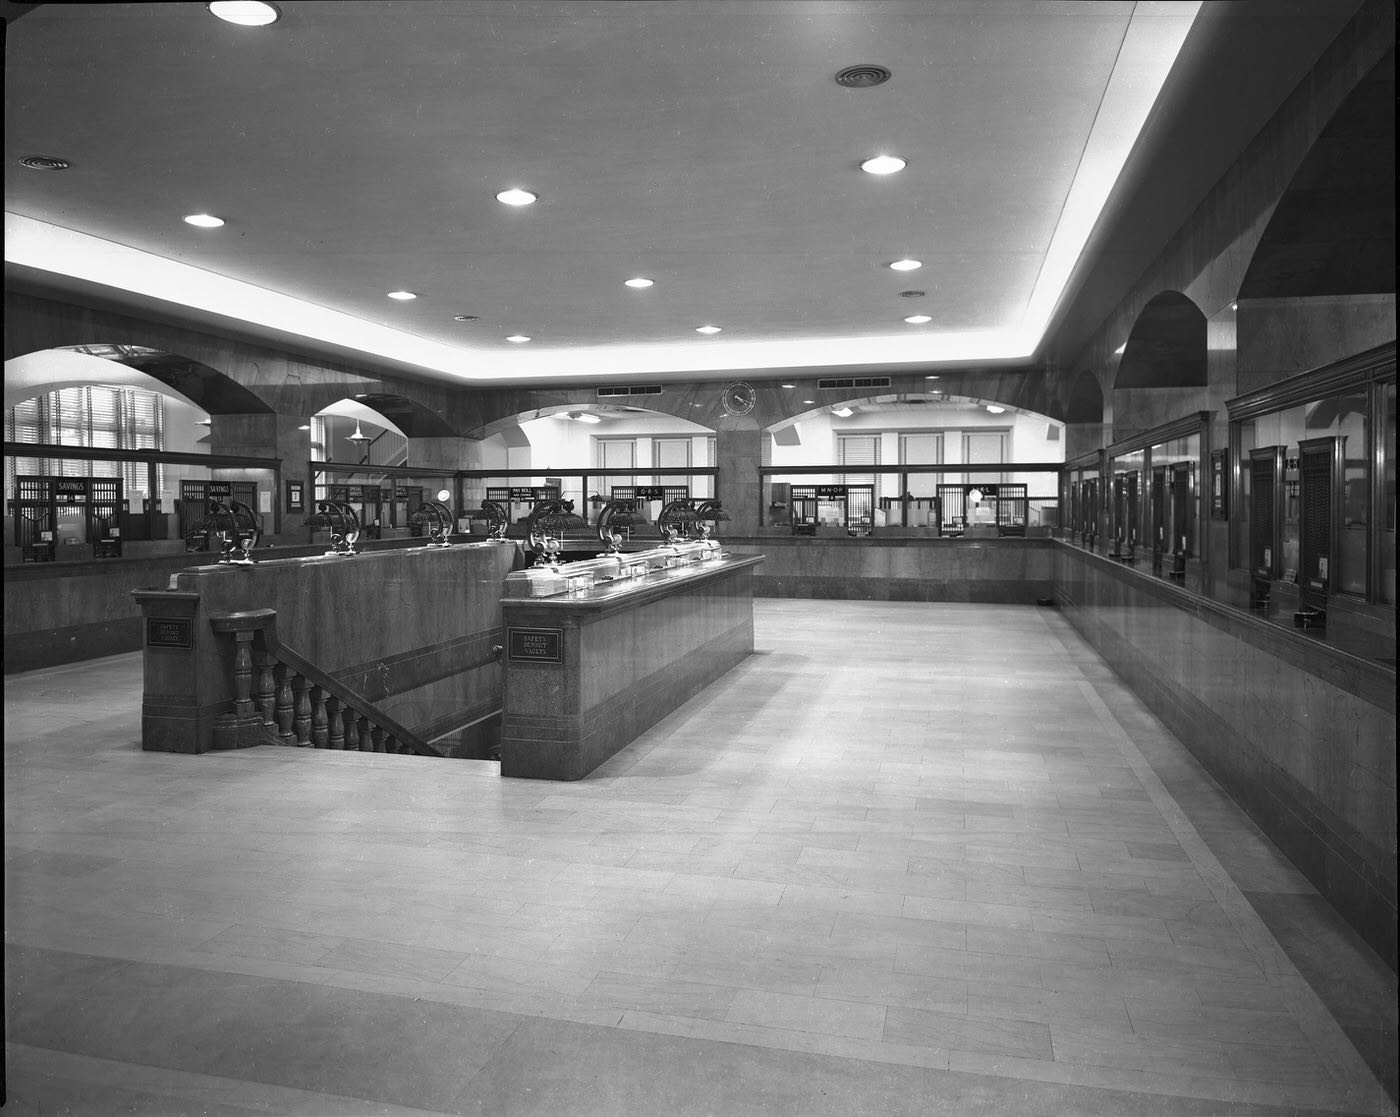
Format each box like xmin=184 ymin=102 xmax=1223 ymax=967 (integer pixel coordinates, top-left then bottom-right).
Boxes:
xmin=595 ymin=499 xmax=643 ymax=554
xmin=304 ymin=499 xmax=362 ymax=556
xmin=526 ymin=498 xmax=575 ymax=566
xmin=195 ymin=498 xmax=263 ymax=564
xmin=410 ymin=492 xmax=455 ymax=547
xmin=466 ymin=499 xmax=510 ymax=541
xmin=656 ymin=498 xmax=700 ymax=543
xmin=693 ymin=499 xmax=730 ymax=541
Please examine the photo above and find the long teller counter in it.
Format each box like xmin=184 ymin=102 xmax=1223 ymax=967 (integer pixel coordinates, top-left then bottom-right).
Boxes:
xmin=499 ymin=541 xmax=763 ymax=780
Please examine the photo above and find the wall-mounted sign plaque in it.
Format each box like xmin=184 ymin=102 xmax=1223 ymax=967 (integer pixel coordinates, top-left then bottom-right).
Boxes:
xmin=633 ymin=486 xmax=666 ymax=501
xmin=146 ymin=617 xmax=193 ymax=650
xmin=814 ymin=485 xmax=848 ymax=498
xmin=507 ymin=627 xmax=562 ymax=663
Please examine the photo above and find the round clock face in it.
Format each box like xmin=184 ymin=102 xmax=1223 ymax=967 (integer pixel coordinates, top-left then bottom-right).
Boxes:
xmin=721 ymin=380 xmax=756 ymax=416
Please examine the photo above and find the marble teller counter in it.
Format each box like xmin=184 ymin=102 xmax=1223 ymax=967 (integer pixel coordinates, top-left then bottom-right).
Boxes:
xmin=499 ymin=546 xmax=763 ymax=780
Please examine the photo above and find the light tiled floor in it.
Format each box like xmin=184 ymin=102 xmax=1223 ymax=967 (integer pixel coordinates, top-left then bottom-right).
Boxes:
xmin=4 ymin=600 xmax=1396 ymax=1116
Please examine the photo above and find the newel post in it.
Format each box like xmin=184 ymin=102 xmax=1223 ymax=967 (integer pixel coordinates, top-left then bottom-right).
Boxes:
xmin=210 ymin=609 xmax=278 ymax=750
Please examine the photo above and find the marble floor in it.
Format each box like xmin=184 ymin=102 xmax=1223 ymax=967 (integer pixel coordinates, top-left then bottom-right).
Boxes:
xmin=3 ymin=600 xmax=1396 ymax=1117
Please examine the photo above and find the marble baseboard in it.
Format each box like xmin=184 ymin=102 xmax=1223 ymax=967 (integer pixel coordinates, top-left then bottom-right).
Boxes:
xmin=5 ymin=615 xmax=143 ymax=673
xmin=755 ymin=575 xmax=1052 ymax=603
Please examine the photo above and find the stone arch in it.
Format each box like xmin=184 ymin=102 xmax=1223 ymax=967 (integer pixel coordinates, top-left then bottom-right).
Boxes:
xmin=1239 ymin=49 xmax=1394 ymax=300
xmin=1066 ymin=370 xmax=1105 ymax=424
xmin=1114 ymin=292 xmax=1208 ymax=391
xmin=4 ymin=346 xmax=272 ymax=414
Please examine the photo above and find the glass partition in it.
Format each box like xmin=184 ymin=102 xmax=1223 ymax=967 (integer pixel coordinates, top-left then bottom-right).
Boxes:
xmin=1229 ymin=347 xmax=1392 ymax=608
xmin=4 ymin=443 xmax=281 ymax=562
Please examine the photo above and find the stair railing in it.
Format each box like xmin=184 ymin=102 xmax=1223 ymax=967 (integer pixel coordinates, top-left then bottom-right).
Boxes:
xmin=209 ymin=609 xmax=443 ymax=757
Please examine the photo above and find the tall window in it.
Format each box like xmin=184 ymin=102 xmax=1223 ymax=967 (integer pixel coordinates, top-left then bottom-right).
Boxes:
xmin=837 ymin=434 xmax=880 ymax=496
xmin=5 ymin=385 xmax=165 ymax=499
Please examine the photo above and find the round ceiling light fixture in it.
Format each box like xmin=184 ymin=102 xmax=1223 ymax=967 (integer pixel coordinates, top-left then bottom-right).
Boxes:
xmin=19 ymin=155 xmax=70 ymax=171
xmin=386 ymin=290 xmax=417 ymax=300
xmin=183 ymin=213 xmax=225 ymax=228
xmin=695 ymin=325 xmax=722 ymax=335
xmin=904 ymin=314 xmax=932 ymax=324
xmin=835 ymin=64 xmax=892 ymax=89
xmin=452 ymin=314 xmax=479 ymax=322
xmin=888 ymin=259 xmax=922 ymax=272
xmin=506 ymin=334 xmax=531 ymax=343
xmin=207 ymin=2 xmax=281 ymax=26
xmin=496 ymin=188 xmax=538 ymax=207
xmin=860 ymin=154 xmax=906 ymax=175
xmin=624 ymin=277 xmax=654 ymax=288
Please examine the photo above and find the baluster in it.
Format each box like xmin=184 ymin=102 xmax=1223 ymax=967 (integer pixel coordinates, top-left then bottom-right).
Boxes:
xmin=230 ymin=631 xmax=255 ymax=717
xmin=327 ymin=696 xmax=345 ymax=750
xmin=345 ymin=711 xmax=364 ymax=752
xmin=275 ymin=664 xmax=295 ymax=745
xmin=385 ymin=735 xmax=400 ymax=754
xmin=311 ymin=686 xmax=329 ymax=748
xmin=370 ymin=726 xmax=386 ymax=753
xmin=255 ymin=652 xmax=277 ymax=730
xmin=292 ymin=675 xmax=312 ymax=746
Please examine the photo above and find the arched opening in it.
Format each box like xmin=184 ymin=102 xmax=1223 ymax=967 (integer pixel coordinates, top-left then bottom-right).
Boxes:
xmin=1112 ymin=292 xmax=1209 ymax=442
xmin=1239 ymin=50 xmax=1394 ymax=301
xmin=1235 ymin=50 xmax=1395 ymax=388
xmin=762 ymin=392 xmax=1064 ymax=536
xmin=3 ymin=346 xmax=273 ymax=555
xmin=451 ymin=405 xmax=716 ymax=537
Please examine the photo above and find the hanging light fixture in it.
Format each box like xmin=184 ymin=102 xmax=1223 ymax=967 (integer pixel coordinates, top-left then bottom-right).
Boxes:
xmin=346 ymin=420 xmax=369 ymax=442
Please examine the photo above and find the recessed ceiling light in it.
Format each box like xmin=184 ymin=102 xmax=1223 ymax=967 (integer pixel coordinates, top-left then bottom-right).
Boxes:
xmin=899 ymin=290 xmax=926 ymax=298
xmin=925 ymin=375 xmax=940 ymax=380
xmin=860 ymin=155 xmax=906 ymax=175
xmin=781 ymin=383 xmax=795 ymax=389
xmin=803 ymin=399 xmax=815 ymax=405
xmin=183 ymin=214 xmax=224 ymax=228
xmin=453 ymin=314 xmax=479 ymax=322
xmin=695 ymin=325 xmax=721 ymax=335
xmin=832 ymin=406 xmax=854 ymax=417
xmin=297 ymin=424 xmax=311 ymax=431
xmin=903 ymin=314 xmax=932 ymax=324
xmin=207 ymin=2 xmax=280 ymax=26
xmin=386 ymin=290 xmax=417 ymax=300
xmin=496 ymin=188 xmax=538 ymax=207
xmin=507 ymin=334 xmax=531 ymax=343
xmin=986 ymin=405 xmax=1006 ymax=414
xmin=888 ymin=259 xmax=922 ymax=272
xmin=624 ymin=277 xmax=654 ymax=288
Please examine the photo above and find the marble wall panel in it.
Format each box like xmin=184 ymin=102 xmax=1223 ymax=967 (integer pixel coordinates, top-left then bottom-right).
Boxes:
xmin=500 ymin=561 xmax=759 ymax=780
xmin=1054 ymin=544 xmax=1396 ymax=966
xmin=739 ymin=538 xmax=1055 ymax=604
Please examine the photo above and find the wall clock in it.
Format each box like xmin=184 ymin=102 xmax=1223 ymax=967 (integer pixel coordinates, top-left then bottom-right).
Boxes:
xmin=721 ymin=380 xmax=756 ymax=416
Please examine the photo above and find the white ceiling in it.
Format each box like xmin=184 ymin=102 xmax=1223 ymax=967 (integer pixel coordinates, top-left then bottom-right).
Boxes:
xmin=0 ymin=2 xmax=1341 ymax=388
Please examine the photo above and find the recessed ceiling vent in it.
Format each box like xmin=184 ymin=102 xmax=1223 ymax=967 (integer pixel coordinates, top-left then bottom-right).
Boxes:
xmin=596 ymin=385 xmax=662 ymax=398
xmin=20 ymin=155 xmax=70 ymax=170
xmin=835 ymin=65 xmax=892 ymax=89
xmin=899 ymin=290 xmax=926 ymax=298
xmin=817 ymin=376 xmax=891 ymax=390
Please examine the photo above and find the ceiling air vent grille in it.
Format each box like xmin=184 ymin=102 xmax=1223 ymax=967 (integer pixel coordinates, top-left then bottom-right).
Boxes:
xmin=19 ymin=156 xmax=70 ymax=171
xmin=835 ymin=65 xmax=892 ymax=89
xmin=596 ymin=385 xmax=663 ymax=398
xmin=817 ymin=377 xmax=891 ymax=390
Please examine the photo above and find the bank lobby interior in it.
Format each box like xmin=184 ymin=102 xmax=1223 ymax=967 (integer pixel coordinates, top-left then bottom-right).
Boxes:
xmin=4 ymin=2 xmax=1396 ymax=1115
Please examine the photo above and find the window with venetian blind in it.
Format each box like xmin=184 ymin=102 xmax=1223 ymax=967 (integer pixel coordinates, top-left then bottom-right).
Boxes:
xmin=5 ymin=385 xmax=166 ymax=500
